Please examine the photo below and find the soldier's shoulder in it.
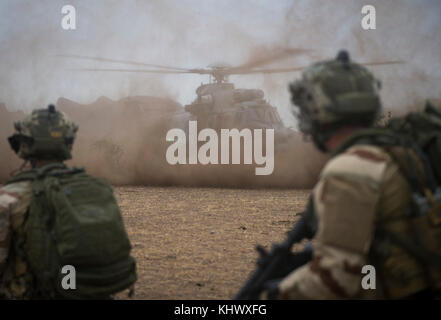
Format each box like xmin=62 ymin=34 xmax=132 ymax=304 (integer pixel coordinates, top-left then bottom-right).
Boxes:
xmin=0 ymin=181 xmax=32 ymax=210
xmin=6 ymin=167 xmax=39 ymax=184
xmin=1 ymin=180 xmax=32 ymax=193
xmin=320 ymin=144 xmax=391 ymax=187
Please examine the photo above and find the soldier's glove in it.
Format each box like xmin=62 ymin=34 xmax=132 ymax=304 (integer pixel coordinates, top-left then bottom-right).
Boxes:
xmin=259 ymin=279 xmax=282 ymax=300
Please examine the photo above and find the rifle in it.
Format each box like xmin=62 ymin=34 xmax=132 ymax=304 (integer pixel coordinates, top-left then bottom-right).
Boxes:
xmin=235 ymin=198 xmax=317 ymax=300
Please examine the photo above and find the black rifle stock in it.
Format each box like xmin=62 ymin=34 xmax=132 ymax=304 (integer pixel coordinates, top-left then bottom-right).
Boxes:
xmin=235 ymin=199 xmax=317 ymax=300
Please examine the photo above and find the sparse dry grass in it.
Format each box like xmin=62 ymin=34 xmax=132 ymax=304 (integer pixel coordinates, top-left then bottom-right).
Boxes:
xmin=114 ymin=186 xmax=310 ymax=300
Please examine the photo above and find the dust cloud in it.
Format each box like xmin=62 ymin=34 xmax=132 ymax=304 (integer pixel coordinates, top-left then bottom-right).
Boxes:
xmin=0 ymin=97 xmax=326 ymax=187
xmin=0 ymin=1 xmax=439 ymax=187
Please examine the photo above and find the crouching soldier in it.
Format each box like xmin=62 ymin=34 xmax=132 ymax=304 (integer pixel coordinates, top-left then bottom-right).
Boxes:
xmin=263 ymin=51 xmax=441 ymax=299
xmin=0 ymin=105 xmax=137 ymax=299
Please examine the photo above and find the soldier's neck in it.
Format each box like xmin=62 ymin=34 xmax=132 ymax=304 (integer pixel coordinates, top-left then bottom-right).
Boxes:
xmin=31 ymin=159 xmax=63 ymax=168
xmin=326 ymin=126 xmax=362 ymax=152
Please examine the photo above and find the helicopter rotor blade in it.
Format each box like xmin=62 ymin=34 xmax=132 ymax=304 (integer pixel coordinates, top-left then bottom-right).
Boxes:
xmin=227 ymin=47 xmax=312 ymax=74
xmin=71 ymin=59 xmax=404 ymax=76
xmin=228 ymin=60 xmax=405 ymax=75
xmin=228 ymin=66 xmax=305 ymax=75
xmin=361 ymin=60 xmax=406 ymax=66
xmin=70 ymin=68 xmax=194 ymax=74
xmin=57 ymin=54 xmax=190 ymax=71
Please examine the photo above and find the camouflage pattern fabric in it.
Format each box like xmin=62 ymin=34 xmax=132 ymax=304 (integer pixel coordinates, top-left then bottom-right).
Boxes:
xmin=0 ymin=181 xmax=32 ymax=298
xmin=278 ymin=144 xmax=430 ymax=299
xmin=290 ymin=54 xmax=381 ymax=136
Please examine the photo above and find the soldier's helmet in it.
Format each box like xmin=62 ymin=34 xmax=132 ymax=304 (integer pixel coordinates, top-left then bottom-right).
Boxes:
xmin=289 ymin=50 xmax=382 ymax=151
xmin=8 ymin=104 xmax=78 ymax=160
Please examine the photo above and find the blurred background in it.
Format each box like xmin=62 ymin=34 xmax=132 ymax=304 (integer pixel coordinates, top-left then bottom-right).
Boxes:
xmin=0 ymin=0 xmax=440 ymax=187
xmin=0 ymin=0 xmax=439 ymax=126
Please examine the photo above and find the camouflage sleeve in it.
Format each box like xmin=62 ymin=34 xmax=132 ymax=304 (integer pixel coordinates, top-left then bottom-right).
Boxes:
xmin=0 ymin=181 xmax=32 ymax=276
xmin=278 ymin=145 xmax=389 ymax=299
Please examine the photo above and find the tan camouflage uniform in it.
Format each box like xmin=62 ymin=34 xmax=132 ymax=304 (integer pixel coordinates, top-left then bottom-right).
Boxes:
xmin=0 ymin=181 xmax=32 ymax=297
xmin=278 ymin=144 xmax=429 ymax=299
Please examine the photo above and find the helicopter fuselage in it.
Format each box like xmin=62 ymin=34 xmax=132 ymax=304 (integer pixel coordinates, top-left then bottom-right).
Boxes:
xmin=184 ymin=82 xmax=284 ymax=131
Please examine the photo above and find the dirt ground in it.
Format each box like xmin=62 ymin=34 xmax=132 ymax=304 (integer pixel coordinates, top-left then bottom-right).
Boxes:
xmin=113 ymin=186 xmax=310 ymax=300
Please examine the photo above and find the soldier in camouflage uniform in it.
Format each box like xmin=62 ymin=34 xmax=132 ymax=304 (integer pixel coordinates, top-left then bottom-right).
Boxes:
xmin=1 ymin=105 xmax=136 ymax=300
xmin=271 ymin=51 xmax=439 ymax=299
xmin=0 ymin=105 xmax=79 ymax=298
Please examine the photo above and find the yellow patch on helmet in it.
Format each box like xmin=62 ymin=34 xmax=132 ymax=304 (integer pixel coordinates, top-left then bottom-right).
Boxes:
xmin=50 ymin=131 xmax=63 ymax=138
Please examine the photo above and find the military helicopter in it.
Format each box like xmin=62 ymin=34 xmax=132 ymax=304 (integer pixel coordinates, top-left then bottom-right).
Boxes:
xmin=59 ymin=49 xmax=404 ymax=137
xmin=59 ymin=48 xmax=307 ymax=132
xmin=56 ymin=50 xmax=405 ymax=185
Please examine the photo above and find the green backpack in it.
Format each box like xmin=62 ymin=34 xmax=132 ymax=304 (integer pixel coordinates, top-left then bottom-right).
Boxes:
xmin=387 ymin=101 xmax=441 ymax=184
xmin=6 ymin=163 xmax=137 ymax=299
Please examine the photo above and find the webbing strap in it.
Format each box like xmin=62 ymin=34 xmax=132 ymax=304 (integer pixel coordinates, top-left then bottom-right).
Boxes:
xmin=332 ymin=128 xmax=438 ymax=192
xmin=376 ymin=225 xmax=441 ymax=269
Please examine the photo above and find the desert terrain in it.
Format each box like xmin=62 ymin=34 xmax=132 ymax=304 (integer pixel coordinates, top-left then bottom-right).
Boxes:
xmin=114 ymin=186 xmax=310 ymax=299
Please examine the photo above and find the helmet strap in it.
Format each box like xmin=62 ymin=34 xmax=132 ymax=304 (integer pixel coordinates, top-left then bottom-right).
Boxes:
xmin=10 ymin=160 xmax=29 ymax=176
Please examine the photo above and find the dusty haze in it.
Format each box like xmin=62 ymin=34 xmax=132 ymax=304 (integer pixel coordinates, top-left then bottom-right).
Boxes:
xmin=1 ymin=1 xmax=440 ymax=120
xmin=0 ymin=1 xmax=440 ymax=186
xmin=0 ymin=96 xmax=327 ymax=187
